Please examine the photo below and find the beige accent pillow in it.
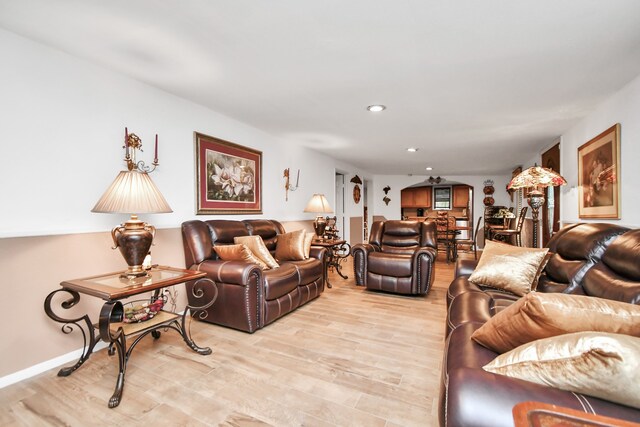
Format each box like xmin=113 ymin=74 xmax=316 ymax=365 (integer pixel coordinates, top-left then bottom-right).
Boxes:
xmin=213 ymin=244 xmax=268 ymax=269
xmin=234 ymin=235 xmax=279 ymax=269
xmin=468 ymin=240 xmax=549 ymax=296
xmin=303 ymin=232 xmax=314 ymax=259
xmin=483 ymin=332 xmax=640 ymax=409
xmin=275 ymin=229 xmax=306 ymax=261
xmin=471 ymin=292 xmax=640 ymax=354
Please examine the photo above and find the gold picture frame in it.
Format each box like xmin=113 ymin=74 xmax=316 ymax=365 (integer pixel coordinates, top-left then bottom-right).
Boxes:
xmin=195 ymin=132 xmax=262 ymax=214
xmin=578 ymin=124 xmax=620 ymax=219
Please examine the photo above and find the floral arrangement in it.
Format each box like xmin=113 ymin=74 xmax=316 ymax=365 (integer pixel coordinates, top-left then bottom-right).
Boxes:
xmin=123 ymin=297 xmax=165 ymax=323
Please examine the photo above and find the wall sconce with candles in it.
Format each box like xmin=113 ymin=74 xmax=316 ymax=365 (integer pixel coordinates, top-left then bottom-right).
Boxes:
xmin=92 ymin=128 xmax=172 ymax=278
xmin=283 ymin=168 xmax=299 ymax=201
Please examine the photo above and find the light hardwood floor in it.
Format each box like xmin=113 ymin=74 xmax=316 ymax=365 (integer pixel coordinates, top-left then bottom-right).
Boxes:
xmin=0 ymin=252 xmax=464 ymax=427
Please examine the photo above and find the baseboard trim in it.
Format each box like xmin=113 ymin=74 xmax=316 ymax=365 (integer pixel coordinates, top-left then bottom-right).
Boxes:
xmin=0 ymin=341 xmax=109 ymax=389
xmin=0 ymin=309 xmax=187 ymax=389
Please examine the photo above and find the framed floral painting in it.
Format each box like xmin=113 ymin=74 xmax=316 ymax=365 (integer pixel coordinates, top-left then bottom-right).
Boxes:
xmin=578 ymin=123 xmax=620 ymax=219
xmin=195 ymin=132 xmax=262 ymax=214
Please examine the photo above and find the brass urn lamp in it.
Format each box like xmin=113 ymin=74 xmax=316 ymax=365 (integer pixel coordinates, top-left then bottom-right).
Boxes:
xmin=304 ymin=194 xmax=334 ymax=238
xmin=92 ymin=128 xmax=172 ymax=278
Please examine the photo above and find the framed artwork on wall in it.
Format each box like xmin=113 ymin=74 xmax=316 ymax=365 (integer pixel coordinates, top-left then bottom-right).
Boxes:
xmin=195 ymin=132 xmax=262 ymax=214
xmin=578 ymin=123 xmax=620 ymax=219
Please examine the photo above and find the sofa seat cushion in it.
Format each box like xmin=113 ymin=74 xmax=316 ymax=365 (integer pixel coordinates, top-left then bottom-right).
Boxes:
xmin=285 ymin=258 xmax=323 ymax=286
xmin=368 ymin=252 xmax=412 ymax=277
xmin=263 ymin=264 xmax=299 ymax=300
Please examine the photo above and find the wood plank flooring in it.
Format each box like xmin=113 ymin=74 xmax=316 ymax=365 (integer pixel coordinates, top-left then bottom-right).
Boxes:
xmin=0 ymin=252 xmax=464 ymax=426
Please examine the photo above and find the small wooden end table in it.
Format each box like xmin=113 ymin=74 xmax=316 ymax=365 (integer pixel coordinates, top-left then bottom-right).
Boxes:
xmin=312 ymin=238 xmax=351 ymax=288
xmin=44 ymin=265 xmax=217 ymax=408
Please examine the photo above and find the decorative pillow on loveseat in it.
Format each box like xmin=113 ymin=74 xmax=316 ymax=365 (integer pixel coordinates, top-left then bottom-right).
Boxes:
xmin=275 ymin=229 xmax=307 ymax=261
xmin=214 ymin=244 xmax=268 ymax=269
xmin=468 ymin=240 xmax=549 ymax=296
xmin=483 ymin=331 xmax=640 ymax=409
xmin=234 ymin=235 xmax=279 ymax=269
xmin=471 ymin=292 xmax=640 ymax=353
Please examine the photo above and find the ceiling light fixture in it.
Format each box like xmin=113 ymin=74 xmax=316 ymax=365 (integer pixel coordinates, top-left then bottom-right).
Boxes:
xmin=425 ymin=167 xmax=433 ymax=171
xmin=367 ymin=105 xmax=386 ymax=112
xmin=407 ymin=147 xmax=418 ymax=152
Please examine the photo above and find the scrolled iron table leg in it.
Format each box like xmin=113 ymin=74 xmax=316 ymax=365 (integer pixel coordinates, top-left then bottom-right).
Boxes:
xmin=180 ymin=278 xmax=218 ymax=355
xmin=44 ymin=289 xmax=98 ymax=377
xmin=333 ymin=242 xmax=351 ymax=280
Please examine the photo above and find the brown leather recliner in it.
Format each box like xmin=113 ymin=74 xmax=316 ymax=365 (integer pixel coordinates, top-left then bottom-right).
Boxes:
xmin=181 ymin=219 xmax=326 ymax=333
xmin=352 ymin=220 xmax=437 ymax=295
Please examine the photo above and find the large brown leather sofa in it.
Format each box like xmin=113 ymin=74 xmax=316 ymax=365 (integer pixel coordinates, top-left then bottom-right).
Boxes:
xmin=352 ymin=220 xmax=437 ymax=295
xmin=181 ymin=219 xmax=326 ymax=333
xmin=441 ymin=223 xmax=640 ymax=426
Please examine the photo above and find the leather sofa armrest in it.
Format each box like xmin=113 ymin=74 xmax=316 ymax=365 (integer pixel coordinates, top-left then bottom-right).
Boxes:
xmin=351 ymin=243 xmax=379 ymax=286
xmin=309 ymin=246 xmax=328 ymax=262
xmin=191 ymin=260 xmax=263 ymax=285
xmin=455 ymin=259 xmax=478 ymax=278
xmin=412 ymin=247 xmax=437 ymax=294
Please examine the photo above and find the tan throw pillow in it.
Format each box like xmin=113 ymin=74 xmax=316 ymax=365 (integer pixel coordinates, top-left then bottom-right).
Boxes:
xmin=275 ymin=229 xmax=306 ymax=261
xmin=234 ymin=235 xmax=279 ymax=269
xmin=471 ymin=292 xmax=640 ymax=353
xmin=213 ymin=244 xmax=268 ymax=269
xmin=303 ymin=232 xmax=314 ymax=259
xmin=483 ymin=332 xmax=640 ymax=409
xmin=468 ymin=240 xmax=549 ymax=296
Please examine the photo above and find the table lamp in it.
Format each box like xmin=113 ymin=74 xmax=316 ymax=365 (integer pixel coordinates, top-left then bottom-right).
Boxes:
xmin=507 ymin=164 xmax=566 ymax=248
xmin=304 ymin=193 xmax=333 ymax=238
xmin=92 ymin=129 xmax=172 ymax=278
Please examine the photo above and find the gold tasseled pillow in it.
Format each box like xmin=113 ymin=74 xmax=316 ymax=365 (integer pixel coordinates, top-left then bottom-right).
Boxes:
xmin=483 ymin=332 xmax=640 ymax=409
xmin=275 ymin=229 xmax=306 ymax=261
xmin=213 ymin=244 xmax=268 ymax=269
xmin=233 ymin=235 xmax=279 ymax=269
xmin=468 ymin=240 xmax=549 ymax=296
xmin=471 ymin=292 xmax=640 ymax=353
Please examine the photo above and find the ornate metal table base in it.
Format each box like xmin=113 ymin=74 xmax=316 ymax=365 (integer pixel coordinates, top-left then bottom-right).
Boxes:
xmin=313 ymin=239 xmax=351 ymax=288
xmin=44 ymin=269 xmax=217 ymax=408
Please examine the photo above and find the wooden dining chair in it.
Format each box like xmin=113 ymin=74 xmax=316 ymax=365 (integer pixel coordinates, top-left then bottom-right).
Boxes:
xmin=436 ymin=215 xmax=454 ymax=263
xmin=492 ymin=207 xmax=528 ymax=246
xmin=455 ymin=216 xmax=482 ymax=260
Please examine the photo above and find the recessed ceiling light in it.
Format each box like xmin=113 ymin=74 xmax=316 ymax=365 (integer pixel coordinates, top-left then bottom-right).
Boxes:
xmin=367 ymin=105 xmax=386 ymax=112
xmin=407 ymin=147 xmax=418 ymax=152
xmin=425 ymin=167 xmax=433 ymax=171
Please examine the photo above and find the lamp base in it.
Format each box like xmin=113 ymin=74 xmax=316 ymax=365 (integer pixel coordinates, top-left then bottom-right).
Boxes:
xmin=313 ymin=216 xmax=327 ymax=238
xmin=527 ymin=189 xmax=545 ymax=248
xmin=110 ymin=215 xmax=156 ymax=279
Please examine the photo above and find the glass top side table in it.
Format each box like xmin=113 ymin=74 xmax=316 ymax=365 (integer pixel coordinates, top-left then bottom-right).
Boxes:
xmin=44 ymin=265 xmax=217 ymax=408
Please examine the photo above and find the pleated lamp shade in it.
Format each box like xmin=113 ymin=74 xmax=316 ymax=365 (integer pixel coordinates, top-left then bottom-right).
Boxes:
xmin=304 ymin=194 xmax=333 ymax=214
xmin=92 ymin=170 xmax=172 ymax=214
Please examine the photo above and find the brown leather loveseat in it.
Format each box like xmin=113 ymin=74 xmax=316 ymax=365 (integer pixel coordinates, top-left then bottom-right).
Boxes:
xmin=441 ymin=223 xmax=640 ymax=426
xmin=352 ymin=220 xmax=437 ymax=295
xmin=181 ymin=219 xmax=326 ymax=333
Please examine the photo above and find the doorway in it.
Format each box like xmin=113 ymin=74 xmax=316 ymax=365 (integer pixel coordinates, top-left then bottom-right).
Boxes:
xmin=542 ymin=143 xmax=561 ymax=246
xmin=335 ymin=173 xmax=346 ymax=240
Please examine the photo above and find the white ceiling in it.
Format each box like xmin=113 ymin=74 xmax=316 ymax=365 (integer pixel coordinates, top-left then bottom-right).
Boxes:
xmin=2 ymin=0 xmax=640 ymax=176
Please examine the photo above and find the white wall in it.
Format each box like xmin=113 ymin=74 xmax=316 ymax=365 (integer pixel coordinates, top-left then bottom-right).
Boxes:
xmin=559 ymin=73 xmax=640 ymax=227
xmin=0 ymin=28 xmax=366 ymax=239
